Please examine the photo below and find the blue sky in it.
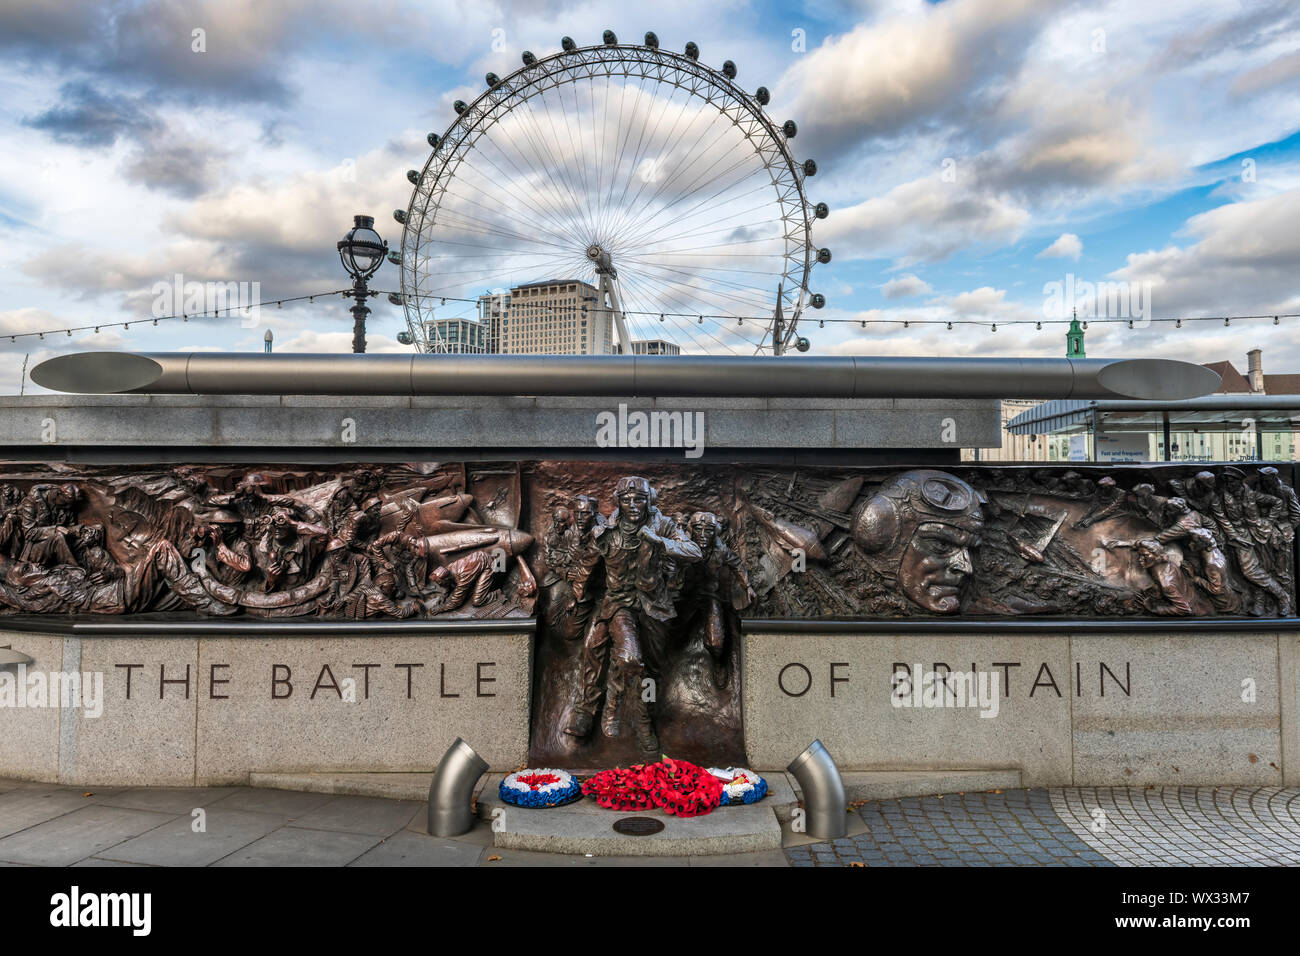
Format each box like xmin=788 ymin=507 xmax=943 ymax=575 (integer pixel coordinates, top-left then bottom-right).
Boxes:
xmin=0 ymin=0 xmax=1297 ymax=392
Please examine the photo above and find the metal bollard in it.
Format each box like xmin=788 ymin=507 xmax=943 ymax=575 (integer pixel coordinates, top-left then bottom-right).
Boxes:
xmin=787 ymin=739 xmax=847 ymax=840
xmin=427 ymin=738 xmax=489 ymax=837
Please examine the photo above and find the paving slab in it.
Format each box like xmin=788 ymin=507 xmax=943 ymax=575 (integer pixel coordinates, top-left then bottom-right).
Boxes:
xmin=480 ymin=847 xmax=686 ymax=866
xmin=0 ymin=788 xmax=96 ymax=838
xmin=213 ymin=826 xmax=381 ymax=866
xmin=95 ymin=787 xmax=240 ymax=814
xmin=71 ymin=857 xmax=154 ymax=867
xmin=211 ymin=787 xmax=337 ymax=817
xmin=0 ymin=804 xmax=173 ymax=866
xmin=249 ymin=771 xmax=438 ymax=802
xmin=349 ymin=831 xmax=484 ymax=867
xmin=688 ymin=849 xmax=791 ymax=867
xmin=96 ymin=808 xmax=288 ymax=866
xmin=287 ymin=795 xmax=424 ymax=836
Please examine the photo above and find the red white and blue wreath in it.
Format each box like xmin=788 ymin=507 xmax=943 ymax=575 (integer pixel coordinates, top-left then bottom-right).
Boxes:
xmin=708 ymin=767 xmax=769 ymax=806
xmin=499 ymin=769 xmax=583 ymax=808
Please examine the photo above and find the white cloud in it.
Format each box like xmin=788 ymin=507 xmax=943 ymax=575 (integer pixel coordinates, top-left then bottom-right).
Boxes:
xmin=880 ymin=274 xmax=932 ymax=298
xmin=1111 ymin=187 xmax=1300 ymax=315
xmin=818 ymin=174 xmax=1029 ymax=266
xmin=1037 ymin=232 xmax=1082 ymax=260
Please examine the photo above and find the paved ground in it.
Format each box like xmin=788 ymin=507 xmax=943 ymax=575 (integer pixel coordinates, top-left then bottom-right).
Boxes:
xmin=786 ymin=787 xmax=1300 ymax=867
xmin=1 ymin=778 xmax=1297 ymax=866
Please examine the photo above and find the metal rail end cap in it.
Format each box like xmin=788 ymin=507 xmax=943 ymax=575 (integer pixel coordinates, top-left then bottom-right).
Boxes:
xmin=31 ymin=352 xmax=163 ymax=394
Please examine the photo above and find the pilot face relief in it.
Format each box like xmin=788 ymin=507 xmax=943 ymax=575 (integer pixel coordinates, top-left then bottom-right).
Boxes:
xmin=899 ymin=521 xmax=979 ymax=614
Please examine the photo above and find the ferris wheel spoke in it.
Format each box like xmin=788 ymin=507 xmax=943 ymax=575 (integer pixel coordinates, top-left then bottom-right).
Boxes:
xmin=522 ymin=92 xmax=603 ymax=243
xmin=624 ymin=180 xmax=781 ymax=252
xmin=617 ymin=270 xmax=744 ymax=354
xmin=469 ymin=120 xmax=593 ymax=250
xmin=625 ymin=207 xmax=784 ymax=257
xmin=499 ymin=103 xmax=589 ymax=243
xmin=476 ymin=97 xmax=598 ymax=247
xmin=611 ymin=98 xmax=737 ymax=240
xmin=627 ymin=259 xmax=775 ymax=313
xmin=606 ymin=75 xmax=668 ymax=230
xmin=619 ymin=251 xmax=789 ymax=282
xmin=616 ymin=147 xmax=765 ymax=252
xmin=428 ymin=207 xmax=581 ymax=253
xmin=604 ymin=83 xmax=696 ymax=241
xmin=517 ymin=93 xmax=600 ymax=241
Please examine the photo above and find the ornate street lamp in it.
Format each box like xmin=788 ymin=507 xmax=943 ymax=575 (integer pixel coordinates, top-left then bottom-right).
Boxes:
xmin=337 ymin=215 xmax=387 ymax=353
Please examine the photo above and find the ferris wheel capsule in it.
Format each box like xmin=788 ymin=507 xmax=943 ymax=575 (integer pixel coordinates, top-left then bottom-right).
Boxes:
xmin=783 ymin=120 xmax=797 ymax=137
xmin=603 ymin=30 xmax=617 ymax=46
xmin=803 ymin=159 xmax=817 ymax=176
xmin=393 ymin=209 xmax=407 ymax=225
xmin=685 ymin=41 xmax=699 ymax=59
xmin=644 ymin=32 xmax=659 ymax=48
xmin=722 ymin=60 xmax=737 ymax=79
xmin=817 ymin=247 xmax=832 ymax=264
xmin=561 ymin=36 xmax=576 ymax=51
xmin=454 ymin=99 xmax=468 ymax=114
xmin=755 ymin=86 xmax=770 ymax=105
xmin=386 ymin=250 xmax=402 ymax=265
xmin=794 ymin=336 xmax=811 ymax=352
xmin=406 ymin=169 xmax=421 ymax=185
xmin=522 ymin=50 xmax=536 ymax=65
xmin=486 ymin=72 xmax=501 ymax=88
xmin=810 ymin=293 xmax=826 ymax=309
xmin=815 ymin=202 xmax=829 ymax=219
xmin=426 ymin=132 xmax=440 ymax=147
xmin=387 ymin=293 xmax=404 ymax=306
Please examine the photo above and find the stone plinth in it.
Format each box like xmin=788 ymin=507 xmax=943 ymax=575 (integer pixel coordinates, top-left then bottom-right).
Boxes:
xmin=0 ymin=625 xmax=532 ymax=787
xmin=742 ymin=626 xmax=1292 ymax=787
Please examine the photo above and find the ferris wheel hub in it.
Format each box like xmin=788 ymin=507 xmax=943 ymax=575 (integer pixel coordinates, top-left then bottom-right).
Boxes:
xmin=586 ymin=244 xmax=615 ymax=275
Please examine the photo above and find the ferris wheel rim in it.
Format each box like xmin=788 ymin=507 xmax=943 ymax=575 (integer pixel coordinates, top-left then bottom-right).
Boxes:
xmin=397 ymin=39 xmax=821 ymax=355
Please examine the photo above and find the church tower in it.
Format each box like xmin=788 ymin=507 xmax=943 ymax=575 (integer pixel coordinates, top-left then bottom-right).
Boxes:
xmin=1066 ymin=311 xmax=1086 ymax=358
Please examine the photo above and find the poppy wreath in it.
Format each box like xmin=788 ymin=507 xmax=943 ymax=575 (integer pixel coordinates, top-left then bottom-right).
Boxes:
xmin=582 ymin=757 xmax=724 ymax=818
xmin=708 ymin=767 xmax=769 ymax=806
xmin=498 ymin=768 xmax=583 ymax=808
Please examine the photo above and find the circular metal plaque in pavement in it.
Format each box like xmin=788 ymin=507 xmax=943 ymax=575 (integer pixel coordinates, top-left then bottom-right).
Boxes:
xmin=612 ymin=816 xmax=665 ymax=836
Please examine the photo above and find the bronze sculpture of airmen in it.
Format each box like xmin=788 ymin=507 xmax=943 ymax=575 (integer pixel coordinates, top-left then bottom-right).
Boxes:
xmin=192 ymin=510 xmax=254 ymax=587
xmin=679 ymin=511 xmax=755 ymax=688
xmin=253 ymin=507 xmax=329 ymax=593
xmin=1074 ymin=476 xmax=1125 ymax=529
xmin=543 ymin=494 xmax=603 ymax=642
xmin=852 ymin=470 xmax=985 ymax=614
xmin=1132 ymin=538 xmax=1195 ymax=616
xmin=17 ymin=483 xmax=83 ymax=567
xmin=1154 ymin=498 xmax=1238 ymax=612
xmin=564 ymin=476 xmax=702 ymax=752
xmin=1212 ymin=467 xmax=1291 ymax=616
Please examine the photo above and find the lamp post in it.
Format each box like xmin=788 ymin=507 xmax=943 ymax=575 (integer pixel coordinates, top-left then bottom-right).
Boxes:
xmin=337 ymin=215 xmax=388 ymax=354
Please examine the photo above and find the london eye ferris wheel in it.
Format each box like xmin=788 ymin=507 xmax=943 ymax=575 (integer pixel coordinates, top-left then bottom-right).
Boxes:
xmin=392 ymin=30 xmax=830 ymax=356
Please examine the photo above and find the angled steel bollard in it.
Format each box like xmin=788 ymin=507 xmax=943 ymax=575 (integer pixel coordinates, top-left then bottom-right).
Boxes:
xmin=427 ymin=738 xmax=489 ymax=837
xmin=787 ymin=739 xmax=847 ymax=840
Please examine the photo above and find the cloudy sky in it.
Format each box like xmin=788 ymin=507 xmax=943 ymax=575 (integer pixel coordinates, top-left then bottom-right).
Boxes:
xmin=1 ymin=0 xmax=1297 ymax=392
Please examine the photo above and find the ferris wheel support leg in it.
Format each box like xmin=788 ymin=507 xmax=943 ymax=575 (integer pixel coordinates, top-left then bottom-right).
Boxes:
xmin=597 ymin=272 xmax=633 ymax=356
